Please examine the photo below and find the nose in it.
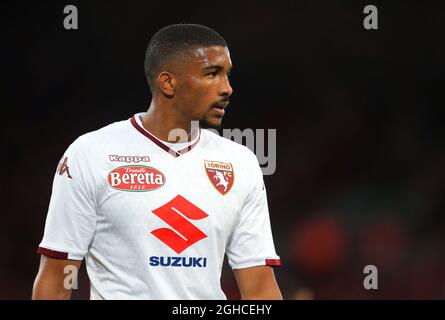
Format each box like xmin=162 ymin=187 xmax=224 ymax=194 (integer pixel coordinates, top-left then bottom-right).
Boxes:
xmin=220 ymin=76 xmax=233 ymax=97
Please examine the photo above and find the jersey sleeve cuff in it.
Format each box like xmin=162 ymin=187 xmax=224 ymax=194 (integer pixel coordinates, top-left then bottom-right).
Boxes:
xmin=37 ymin=246 xmax=84 ymax=260
xmin=230 ymin=257 xmax=282 ymax=270
xmin=265 ymin=258 xmax=282 ymax=267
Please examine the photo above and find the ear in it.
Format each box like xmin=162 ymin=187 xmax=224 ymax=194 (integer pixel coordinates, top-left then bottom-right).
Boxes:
xmin=157 ymin=71 xmax=175 ymax=97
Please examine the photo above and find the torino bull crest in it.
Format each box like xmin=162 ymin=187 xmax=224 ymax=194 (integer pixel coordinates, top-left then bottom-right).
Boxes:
xmin=204 ymin=160 xmax=234 ymax=195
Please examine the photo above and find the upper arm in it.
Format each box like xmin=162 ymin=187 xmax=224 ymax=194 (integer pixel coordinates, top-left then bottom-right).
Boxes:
xmin=226 ymin=151 xmax=281 ymax=269
xmin=34 ymin=137 xmax=97 ymax=299
xmin=38 ymin=137 xmax=97 ymax=260
xmin=32 ymin=255 xmax=82 ymax=300
xmin=233 ymin=265 xmax=282 ymax=300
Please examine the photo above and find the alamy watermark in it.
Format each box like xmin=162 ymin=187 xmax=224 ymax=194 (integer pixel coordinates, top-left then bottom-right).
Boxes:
xmin=363 ymin=265 xmax=378 ymax=290
xmin=63 ymin=265 xmax=78 ymax=290
xmin=363 ymin=5 xmax=378 ymax=30
xmin=64 ymin=5 xmax=379 ymax=31
xmin=168 ymin=120 xmax=276 ymax=175
xmin=63 ymin=5 xmax=78 ymax=30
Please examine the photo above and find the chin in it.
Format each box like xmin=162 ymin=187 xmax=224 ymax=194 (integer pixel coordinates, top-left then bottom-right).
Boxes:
xmin=199 ymin=118 xmax=222 ymax=129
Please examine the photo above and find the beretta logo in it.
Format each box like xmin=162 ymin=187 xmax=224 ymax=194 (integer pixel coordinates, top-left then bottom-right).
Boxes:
xmin=107 ymin=165 xmax=165 ymax=192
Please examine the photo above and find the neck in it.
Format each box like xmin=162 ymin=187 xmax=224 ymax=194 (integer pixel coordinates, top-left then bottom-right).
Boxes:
xmin=141 ymin=97 xmax=198 ymax=143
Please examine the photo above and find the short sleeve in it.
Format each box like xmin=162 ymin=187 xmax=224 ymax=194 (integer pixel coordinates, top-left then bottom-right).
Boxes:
xmin=38 ymin=137 xmax=97 ymax=260
xmin=226 ymin=153 xmax=281 ymax=269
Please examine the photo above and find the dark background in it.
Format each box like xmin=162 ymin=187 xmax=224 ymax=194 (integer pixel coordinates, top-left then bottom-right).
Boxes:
xmin=1 ymin=0 xmax=444 ymax=299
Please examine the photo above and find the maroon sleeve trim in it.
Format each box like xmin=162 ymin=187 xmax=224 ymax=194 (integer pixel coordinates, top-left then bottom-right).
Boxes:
xmin=37 ymin=247 xmax=69 ymax=259
xmin=265 ymin=259 xmax=282 ymax=267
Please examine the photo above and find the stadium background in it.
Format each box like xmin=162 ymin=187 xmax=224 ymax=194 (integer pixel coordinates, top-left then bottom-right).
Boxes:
xmin=1 ymin=1 xmax=444 ymax=299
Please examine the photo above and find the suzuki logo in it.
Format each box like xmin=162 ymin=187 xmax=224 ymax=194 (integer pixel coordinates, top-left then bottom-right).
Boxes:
xmin=151 ymin=195 xmax=208 ymax=254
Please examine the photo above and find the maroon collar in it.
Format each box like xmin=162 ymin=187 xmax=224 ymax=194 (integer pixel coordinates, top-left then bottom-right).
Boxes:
xmin=130 ymin=115 xmax=200 ymax=158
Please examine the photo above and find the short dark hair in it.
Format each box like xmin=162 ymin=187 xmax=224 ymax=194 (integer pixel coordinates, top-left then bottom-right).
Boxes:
xmin=144 ymin=24 xmax=228 ymax=91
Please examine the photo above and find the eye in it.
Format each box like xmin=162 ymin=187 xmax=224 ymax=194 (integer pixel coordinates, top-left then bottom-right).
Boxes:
xmin=206 ymin=71 xmax=218 ymax=78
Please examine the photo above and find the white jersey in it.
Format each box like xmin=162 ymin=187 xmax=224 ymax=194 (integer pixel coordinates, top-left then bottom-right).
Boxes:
xmin=38 ymin=113 xmax=281 ymax=300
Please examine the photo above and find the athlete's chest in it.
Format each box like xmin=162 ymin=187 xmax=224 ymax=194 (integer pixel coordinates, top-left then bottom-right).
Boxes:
xmin=93 ymin=142 xmax=249 ymax=253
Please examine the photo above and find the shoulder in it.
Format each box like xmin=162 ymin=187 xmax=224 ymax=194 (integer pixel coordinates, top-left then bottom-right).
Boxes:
xmin=201 ymin=129 xmax=257 ymax=160
xmin=63 ymin=118 xmax=131 ymax=159
xmin=68 ymin=118 xmax=130 ymax=150
xmin=201 ymin=129 xmax=262 ymax=177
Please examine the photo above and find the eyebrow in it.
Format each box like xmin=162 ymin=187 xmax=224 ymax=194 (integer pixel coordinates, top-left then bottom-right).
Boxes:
xmin=202 ymin=65 xmax=233 ymax=73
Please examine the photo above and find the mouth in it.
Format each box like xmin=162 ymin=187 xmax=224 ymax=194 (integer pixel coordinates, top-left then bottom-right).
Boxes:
xmin=211 ymin=101 xmax=229 ymax=116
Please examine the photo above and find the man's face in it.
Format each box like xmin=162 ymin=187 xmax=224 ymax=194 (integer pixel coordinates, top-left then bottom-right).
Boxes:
xmin=174 ymin=46 xmax=233 ymax=129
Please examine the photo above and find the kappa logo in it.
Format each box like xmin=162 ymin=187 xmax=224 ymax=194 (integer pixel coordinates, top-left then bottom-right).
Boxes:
xmin=57 ymin=156 xmax=72 ymax=179
xmin=204 ymin=160 xmax=234 ymax=195
xmin=150 ymin=195 xmax=208 ymax=254
xmin=109 ymin=155 xmax=150 ymax=163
